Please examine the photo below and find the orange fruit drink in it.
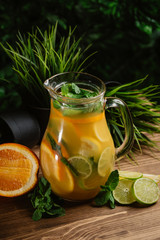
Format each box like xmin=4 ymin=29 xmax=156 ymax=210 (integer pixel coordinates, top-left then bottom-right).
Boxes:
xmin=40 ymin=99 xmax=115 ymax=201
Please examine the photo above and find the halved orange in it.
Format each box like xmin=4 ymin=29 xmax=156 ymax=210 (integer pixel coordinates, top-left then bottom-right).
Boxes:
xmin=0 ymin=143 xmax=39 ymax=197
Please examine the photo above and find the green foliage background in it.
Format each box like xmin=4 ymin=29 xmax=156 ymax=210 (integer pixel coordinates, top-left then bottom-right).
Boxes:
xmin=1 ymin=0 xmax=160 ymax=112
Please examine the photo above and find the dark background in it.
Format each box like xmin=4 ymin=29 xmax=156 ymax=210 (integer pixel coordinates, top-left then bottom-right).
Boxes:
xmin=1 ymin=0 xmax=160 ymax=113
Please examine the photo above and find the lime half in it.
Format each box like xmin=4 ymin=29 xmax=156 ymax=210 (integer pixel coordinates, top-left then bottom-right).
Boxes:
xmin=68 ymin=156 xmax=92 ymax=179
xmin=98 ymin=147 xmax=114 ymax=177
xmin=132 ymin=177 xmax=160 ymax=205
xmin=113 ymin=179 xmax=136 ymax=205
xmin=119 ymin=170 xmax=143 ymax=180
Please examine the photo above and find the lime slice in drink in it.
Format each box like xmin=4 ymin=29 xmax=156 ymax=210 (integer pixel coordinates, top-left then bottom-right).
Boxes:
xmin=97 ymin=147 xmax=114 ymax=177
xmin=79 ymin=137 xmax=101 ymax=163
xmin=132 ymin=177 xmax=160 ymax=205
xmin=68 ymin=156 xmax=92 ymax=179
xmin=113 ymin=179 xmax=136 ymax=204
xmin=143 ymin=173 xmax=160 ymax=183
xmin=119 ymin=170 xmax=143 ymax=180
xmin=78 ymin=165 xmax=104 ymax=190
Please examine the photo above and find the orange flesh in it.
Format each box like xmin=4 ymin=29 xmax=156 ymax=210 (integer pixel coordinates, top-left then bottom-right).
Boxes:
xmin=0 ymin=149 xmax=32 ymax=191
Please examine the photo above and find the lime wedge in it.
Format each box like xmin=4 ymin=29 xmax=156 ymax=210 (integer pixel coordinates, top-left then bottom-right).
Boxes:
xmin=98 ymin=147 xmax=114 ymax=177
xmin=113 ymin=179 xmax=136 ymax=205
xmin=143 ymin=173 xmax=160 ymax=183
xmin=68 ymin=156 xmax=92 ymax=179
xmin=119 ymin=170 xmax=143 ymax=180
xmin=132 ymin=177 xmax=160 ymax=205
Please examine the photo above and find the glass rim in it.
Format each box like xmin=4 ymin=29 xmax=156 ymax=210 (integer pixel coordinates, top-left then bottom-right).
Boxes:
xmin=44 ymin=72 xmax=106 ymax=104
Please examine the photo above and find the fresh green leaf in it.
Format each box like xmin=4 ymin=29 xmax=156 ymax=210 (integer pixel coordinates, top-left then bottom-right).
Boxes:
xmin=61 ymin=84 xmax=69 ymax=96
xmin=46 ymin=206 xmax=65 ymax=217
xmin=61 ymin=83 xmax=97 ymax=99
xmin=47 ymin=132 xmax=61 ymax=155
xmin=93 ymin=170 xmax=119 ymax=208
xmin=53 ymin=100 xmax=61 ymax=109
xmin=71 ymin=83 xmax=81 ymax=94
xmin=109 ymin=192 xmax=115 ymax=209
xmin=105 ymin=170 xmax=119 ymax=191
xmin=32 ymin=209 xmax=43 ymax=221
xmin=94 ymin=191 xmax=111 ymax=206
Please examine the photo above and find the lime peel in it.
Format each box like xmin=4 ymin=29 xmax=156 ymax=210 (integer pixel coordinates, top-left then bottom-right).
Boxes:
xmin=119 ymin=170 xmax=143 ymax=180
xmin=132 ymin=177 xmax=160 ymax=205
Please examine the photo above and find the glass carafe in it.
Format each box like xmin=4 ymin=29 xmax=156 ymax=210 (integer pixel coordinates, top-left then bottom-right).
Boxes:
xmin=40 ymin=72 xmax=134 ymax=201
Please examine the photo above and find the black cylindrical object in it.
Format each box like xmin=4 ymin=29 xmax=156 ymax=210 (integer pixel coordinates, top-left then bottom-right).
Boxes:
xmin=0 ymin=110 xmax=41 ymax=148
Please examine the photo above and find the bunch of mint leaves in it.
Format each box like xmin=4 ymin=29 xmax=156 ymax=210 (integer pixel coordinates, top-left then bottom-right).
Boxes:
xmin=28 ymin=177 xmax=65 ymax=221
xmin=61 ymin=83 xmax=97 ymax=98
xmin=93 ymin=170 xmax=119 ymax=208
xmin=53 ymin=82 xmax=103 ymax=114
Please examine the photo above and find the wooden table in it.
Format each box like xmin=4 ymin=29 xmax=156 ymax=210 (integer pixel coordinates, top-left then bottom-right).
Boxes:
xmin=1 ymin=135 xmax=160 ymax=240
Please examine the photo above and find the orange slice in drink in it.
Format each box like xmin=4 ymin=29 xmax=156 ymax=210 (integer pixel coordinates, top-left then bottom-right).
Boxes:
xmin=94 ymin=117 xmax=111 ymax=142
xmin=48 ymin=117 xmax=80 ymax=155
xmin=40 ymin=142 xmax=74 ymax=195
xmin=0 ymin=143 xmax=39 ymax=197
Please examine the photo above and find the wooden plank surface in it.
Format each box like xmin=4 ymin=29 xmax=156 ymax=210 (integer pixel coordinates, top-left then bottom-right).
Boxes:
xmin=0 ymin=135 xmax=160 ymax=240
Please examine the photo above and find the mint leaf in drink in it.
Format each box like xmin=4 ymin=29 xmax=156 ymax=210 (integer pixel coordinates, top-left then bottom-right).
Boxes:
xmin=47 ymin=133 xmax=61 ymax=155
xmin=81 ymin=89 xmax=97 ymax=98
xmin=28 ymin=177 xmax=65 ymax=221
xmin=47 ymin=133 xmax=79 ymax=176
xmin=61 ymin=157 xmax=79 ymax=176
xmin=61 ymin=84 xmax=69 ymax=96
xmin=61 ymin=83 xmax=97 ymax=99
xmin=71 ymin=83 xmax=81 ymax=94
xmin=93 ymin=170 xmax=119 ymax=208
xmin=53 ymin=100 xmax=61 ymax=109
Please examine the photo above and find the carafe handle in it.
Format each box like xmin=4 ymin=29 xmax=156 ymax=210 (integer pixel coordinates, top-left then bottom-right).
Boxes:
xmin=105 ymin=97 xmax=134 ymax=160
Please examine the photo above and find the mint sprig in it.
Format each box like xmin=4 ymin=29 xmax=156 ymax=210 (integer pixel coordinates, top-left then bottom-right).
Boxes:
xmin=28 ymin=177 xmax=65 ymax=221
xmin=61 ymin=83 xmax=97 ymax=98
xmin=94 ymin=170 xmax=119 ymax=208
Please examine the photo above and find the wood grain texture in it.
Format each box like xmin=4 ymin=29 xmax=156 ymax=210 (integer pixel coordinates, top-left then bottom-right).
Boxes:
xmin=0 ymin=134 xmax=160 ymax=240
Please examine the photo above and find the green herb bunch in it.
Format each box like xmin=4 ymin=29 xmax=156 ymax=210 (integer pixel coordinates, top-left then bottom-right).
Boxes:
xmin=0 ymin=22 xmax=95 ymax=108
xmin=105 ymin=76 xmax=160 ymax=159
xmin=28 ymin=177 xmax=65 ymax=221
